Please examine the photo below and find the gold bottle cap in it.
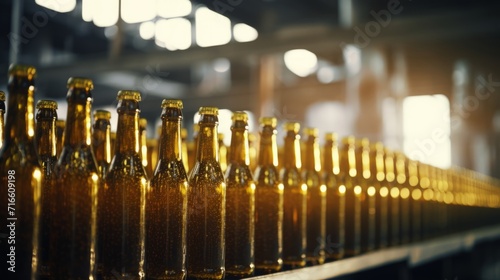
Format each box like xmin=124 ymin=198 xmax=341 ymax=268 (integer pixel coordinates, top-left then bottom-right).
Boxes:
xmin=117 ymin=90 xmax=141 ymax=101
xmin=232 ymin=111 xmax=248 ymax=122
xmin=9 ymin=64 xmax=36 ymax=79
xmin=181 ymin=128 xmax=188 ymax=139
xmin=199 ymin=106 xmax=218 ymax=116
xmin=162 ymin=99 xmax=183 ymax=109
xmin=325 ymin=132 xmax=338 ymax=141
xmin=67 ymin=77 xmax=94 ymax=90
xmin=139 ymin=118 xmax=148 ymax=128
xmin=304 ymin=127 xmax=318 ymax=137
xmin=0 ymin=91 xmax=5 ymax=101
xmin=342 ymin=136 xmax=355 ymax=145
xmin=284 ymin=122 xmax=300 ymax=132
xmin=94 ymin=110 xmax=111 ymax=120
xmin=260 ymin=117 xmax=277 ymax=127
xmin=36 ymin=100 xmax=58 ymax=110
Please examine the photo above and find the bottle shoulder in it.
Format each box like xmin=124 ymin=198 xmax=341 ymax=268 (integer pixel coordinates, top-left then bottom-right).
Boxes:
xmin=0 ymin=141 xmax=40 ymax=169
xmin=151 ymin=159 xmax=188 ymax=187
xmin=225 ymin=163 xmax=254 ymax=187
xmin=254 ymin=165 xmax=281 ymax=187
xmin=188 ymin=159 xmax=224 ymax=186
xmin=57 ymin=145 xmax=98 ymax=174
xmin=107 ymin=152 xmax=147 ymax=180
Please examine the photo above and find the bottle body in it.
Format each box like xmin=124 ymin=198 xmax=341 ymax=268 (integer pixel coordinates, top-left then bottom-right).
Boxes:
xmin=356 ymin=139 xmax=376 ymax=253
xmin=342 ymin=137 xmax=361 ymax=257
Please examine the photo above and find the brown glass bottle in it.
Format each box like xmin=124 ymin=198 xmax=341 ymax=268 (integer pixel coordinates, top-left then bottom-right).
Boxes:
xmin=140 ymin=118 xmax=153 ymax=178
xmin=385 ymin=148 xmax=399 ymax=246
xmin=53 ymin=77 xmax=99 ymax=279
xmin=341 ymin=136 xmax=361 ymax=257
xmin=302 ymin=128 xmax=326 ymax=265
xmin=395 ymin=152 xmax=410 ymax=244
xmin=356 ymin=138 xmax=376 ymax=253
xmin=225 ymin=111 xmax=255 ymax=277
xmin=55 ymin=119 xmax=65 ymax=157
xmin=254 ymin=117 xmax=283 ymax=273
xmin=181 ymin=128 xmax=189 ymax=172
xmin=281 ymin=122 xmax=307 ymax=268
xmin=408 ymin=159 xmax=422 ymax=242
xmin=101 ymin=90 xmax=147 ymax=279
xmin=146 ymin=100 xmax=187 ymax=280
xmin=0 ymin=91 xmax=5 ymax=149
xmin=187 ymin=107 xmax=226 ymax=280
xmin=370 ymin=142 xmax=388 ymax=249
xmin=323 ymin=133 xmax=345 ymax=260
xmin=36 ymin=100 xmax=59 ymax=278
xmin=92 ymin=110 xmax=112 ymax=179
xmin=0 ymin=65 xmax=42 ymax=280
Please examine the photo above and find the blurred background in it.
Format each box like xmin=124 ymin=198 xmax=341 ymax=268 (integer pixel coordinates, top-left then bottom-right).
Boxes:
xmin=1 ymin=0 xmax=500 ymax=178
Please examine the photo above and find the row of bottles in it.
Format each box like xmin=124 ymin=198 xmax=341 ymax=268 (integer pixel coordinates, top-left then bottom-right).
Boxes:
xmin=1 ymin=65 xmax=500 ymax=280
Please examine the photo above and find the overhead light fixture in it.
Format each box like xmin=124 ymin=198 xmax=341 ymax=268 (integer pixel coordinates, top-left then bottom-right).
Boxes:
xmin=158 ymin=0 xmax=192 ymax=18
xmin=284 ymin=49 xmax=318 ymax=77
xmin=139 ymin=21 xmax=155 ymax=40
xmin=36 ymin=0 xmax=76 ymax=13
xmin=233 ymin=23 xmax=258 ymax=43
xmin=195 ymin=7 xmax=232 ymax=48
xmin=155 ymin=18 xmax=192 ymax=51
xmin=92 ymin=0 xmax=119 ymax=27
xmin=121 ymin=0 xmax=156 ymax=24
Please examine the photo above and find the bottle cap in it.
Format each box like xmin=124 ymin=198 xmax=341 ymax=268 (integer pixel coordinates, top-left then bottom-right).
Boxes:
xmin=67 ymin=77 xmax=94 ymax=90
xmin=199 ymin=106 xmax=218 ymax=116
xmin=259 ymin=117 xmax=277 ymax=127
xmin=304 ymin=127 xmax=318 ymax=137
xmin=161 ymin=99 xmax=183 ymax=109
xmin=0 ymin=91 xmax=5 ymax=101
xmin=36 ymin=100 xmax=58 ymax=110
xmin=117 ymin=90 xmax=141 ymax=101
xmin=232 ymin=111 xmax=248 ymax=122
xmin=139 ymin=118 xmax=148 ymax=128
xmin=341 ymin=135 xmax=355 ymax=145
xmin=94 ymin=110 xmax=111 ymax=120
xmin=284 ymin=122 xmax=300 ymax=133
xmin=9 ymin=64 xmax=36 ymax=79
xmin=324 ymin=132 xmax=338 ymax=141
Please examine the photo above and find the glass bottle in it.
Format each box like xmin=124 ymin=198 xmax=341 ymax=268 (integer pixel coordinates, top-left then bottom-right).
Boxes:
xmin=302 ymin=128 xmax=326 ymax=265
xmin=55 ymin=119 xmax=65 ymax=158
xmin=408 ymin=159 xmax=422 ymax=242
xmin=281 ymin=122 xmax=307 ymax=268
xmin=187 ymin=107 xmax=226 ymax=280
xmin=341 ymin=136 xmax=361 ymax=257
xmin=101 ymin=90 xmax=147 ymax=279
xmin=218 ymin=133 xmax=228 ymax=174
xmin=0 ymin=91 xmax=5 ymax=149
xmin=35 ymin=100 xmax=58 ymax=278
xmin=254 ymin=117 xmax=283 ymax=273
xmin=323 ymin=133 xmax=345 ymax=260
xmin=225 ymin=111 xmax=255 ymax=277
xmin=385 ymin=148 xmax=399 ymax=246
xmin=356 ymin=138 xmax=375 ymax=253
xmin=53 ymin=77 xmax=99 ymax=279
xmin=0 ymin=65 xmax=42 ymax=280
xmin=370 ymin=142 xmax=388 ymax=249
xmin=395 ymin=152 xmax=410 ymax=244
xmin=140 ymin=118 xmax=152 ymax=178
xmin=92 ymin=110 xmax=112 ymax=179
xmin=181 ymin=127 xmax=189 ymax=172
xmin=146 ymin=99 xmax=188 ymax=280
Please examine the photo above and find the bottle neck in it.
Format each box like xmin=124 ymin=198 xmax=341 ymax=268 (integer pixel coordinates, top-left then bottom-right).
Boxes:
xmin=304 ymin=135 xmax=321 ymax=172
xmin=341 ymin=143 xmax=357 ymax=178
xmin=258 ymin=125 xmax=278 ymax=167
xmin=36 ymin=109 xmax=57 ymax=157
xmin=228 ymin=121 xmax=250 ymax=165
xmin=64 ymin=90 xmax=93 ymax=147
xmin=283 ymin=130 xmax=301 ymax=169
xmin=4 ymin=78 xmax=36 ymax=146
xmin=159 ymin=109 xmax=182 ymax=161
xmin=196 ymin=115 xmax=219 ymax=162
xmin=115 ymin=110 xmax=140 ymax=155
xmin=358 ymin=146 xmax=371 ymax=179
xmin=93 ymin=119 xmax=111 ymax=164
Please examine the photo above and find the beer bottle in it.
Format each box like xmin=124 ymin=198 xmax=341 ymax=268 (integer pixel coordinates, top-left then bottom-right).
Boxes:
xmin=408 ymin=159 xmax=422 ymax=241
xmin=254 ymin=117 xmax=283 ymax=273
xmin=370 ymin=142 xmax=388 ymax=249
xmin=395 ymin=152 xmax=410 ymax=244
xmin=218 ymin=133 xmax=228 ymax=173
xmin=384 ymin=148 xmax=399 ymax=246
xmin=55 ymin=119 xmax=65 ymax=157
xmin=140 ymin=118 xmax=152 ymax=178
xmin=225 ymin=111 xmax=255 ymax=277
xmin=35 ymin=100 xmax=58 ymax=278
xmin=187 ymin=107 xmax=226 ymax=280
xmin=0 ymin=91 xmax=5 ymax=149
xmin=419 ymin=163 xmax=432 ymax=238
xmin=302 ymin=128 xmax=326 ymax=265
xmin=92 ymin=110 xmax=112 ymax=179
xmin=248 ymin=132 xmax=258 ymax=172
xmin=281 ymin=122 xmax=307 ymax=268
xmin=181 ymin=128 xmax=189 ymax=172
xmin=356 ymin=138 xmax=375 ymax=253
xmin=102 ymin=90 xmax=147 ymax=279
xmin=147 ymin=137 xmax=158 ymax=175
xmin=146 ymin=99 xmax=188 ymax=280
xmin=110 ymin=132 xmax=117 ymax=159
xmin=323 ymin=133 xmax=345 ymax=260
xmin=53 ymin=77 xmax=99 ymax=279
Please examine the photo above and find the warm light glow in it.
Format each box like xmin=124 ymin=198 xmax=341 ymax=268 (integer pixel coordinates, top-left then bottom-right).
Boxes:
xmin=33 ymin=169 xmax=42 ymax=180
xmin=233 ymin=23 xmax=258 ymax=42
xmin=139 ymin=21 xmax=155 ymax=40
xmin=320 ymin=185 xmax=327 ymax=193
xmin=400 ymin=188 xmax=410 ymax=199
xmin=36 ymin=0 xmax=76 ymax=13
xmin=250 ymin=183 xmax=256 ymax=191
xmin=380 ymin=186 xmax=389 ymax=197
xmin=278 ymin=183 xmax=284 ymax=191
xmin=444 ymin=192 xmax=454 ymax=204
xmin=367 ymin=186 xmax=376 ymax=197
xmin=195 ymin=7 xmax=231 ymax=47
xmin=301 ymin=184 xmax=308 ymax=192
xmin=158 ymin=0 xmax=192 ymax=18
xmin=121 ymin=0 xmax=156 ymax=24
xmin=412 ymin=189 xmax=422 ymax=200
xmin=339 ymin=185 xmax=346 ymax=194
xmin=284 ymin=49 xmax=318 ymax=77
xmin=213 ymin=58 xmax=230 ymax=73
xmin=93 ymin=0 xmax=119 ymax=27
xmin=390 ymin=187 xmax=400 ymax=198
xmin=354 ymin=185 xmax=362 ymax=196
xmin=155 ymin=18 xmax=192 ymax=50
xmin=423 ymin=189 xmax=434 ymax=201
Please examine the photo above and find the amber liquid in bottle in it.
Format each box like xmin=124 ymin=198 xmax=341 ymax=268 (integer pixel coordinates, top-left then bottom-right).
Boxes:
xmin=281 ymin=122 xmax=307 ymax=268
xmin=92 ymin=110 xmax=112 ymax=179
xmin=303 ymin=128 xmax=326 ymax=265
xmin=396 ymin=152 xmax=411 ymax=244
xmin=0 ymin=91 xmax=5 ymax=149
xmin=385 ymin=148 xmax=400 ymax=246
xmin=356 ymin=139 xmax=376 ymax=253
xmin=146 ymin=100 xmax=187 ymax=280
xmin=370 ymin=142 xmax=388 ymax=249
xmin=323 ymin=133 xmax=345 ymax=260
xmin=181 ymin=128 xmax=189 ymax=172
xmin=0 ymin=65 xmax=42 ymax=280
xmin=53 ymin=77 xmax=99 ymax=279
xmin=101 ymin=91 xmax=147 ymax=279
xmin=36 ymin=100 xmax=59 ymax=278
xmin=408 ymin=159 xmax=422 ymax=242
xmin=225 ymin=111 xmax=255 ymax=277
xmin=341 ymin=136 xmax=361 ymax=257
xmin=140 ymin=118 xmax=153 ymax=178
xmin=187 ymin=107 xmax=226 ymax=280
xmin=254 ymin=117 xmax=283 ymax=273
